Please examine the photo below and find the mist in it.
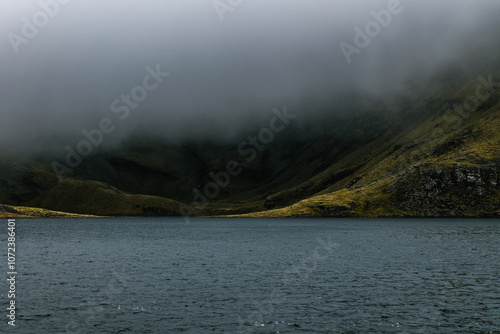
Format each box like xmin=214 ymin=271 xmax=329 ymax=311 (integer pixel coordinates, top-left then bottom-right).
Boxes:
xmin=1 ymin=0 xmax=499 ymax=155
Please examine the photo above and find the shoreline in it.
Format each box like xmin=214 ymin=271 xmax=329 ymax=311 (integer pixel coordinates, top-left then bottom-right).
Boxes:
xmin=2 ymin=208 xmax=499 ymax=220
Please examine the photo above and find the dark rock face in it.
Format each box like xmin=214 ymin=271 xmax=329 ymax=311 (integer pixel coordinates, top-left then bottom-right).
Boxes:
xmin=315 ymin=204 xmax=358 ymax=218
xmin=0 ymin=204 xmax=20 ymax=214
xmin=397 ymin=164 xmax=500 ymax=217
xmin=141 ymin=206 xmax=178 ymax=216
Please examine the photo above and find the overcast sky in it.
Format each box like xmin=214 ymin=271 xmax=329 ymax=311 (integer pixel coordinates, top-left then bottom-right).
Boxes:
xmin=1 ymin=0 xmax=499 ymax=154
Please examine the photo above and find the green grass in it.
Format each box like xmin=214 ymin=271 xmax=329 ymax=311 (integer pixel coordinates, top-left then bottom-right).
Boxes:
xmin=2 ymin=69 xmax=500 ymax=218
xmin=231 ymin=76 xmax=500 ymax=218
xmin=27 ymin=179 xmax=183 ymax=216
xmin=12 ymin=206 xmax=99 ymax=218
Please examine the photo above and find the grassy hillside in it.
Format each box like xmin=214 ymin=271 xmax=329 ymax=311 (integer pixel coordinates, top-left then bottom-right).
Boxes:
xmin=0 ymin=204 xmax=98 ymax=218
xmin=0 ymin=112 xmax=395 ymax=216
xmin=27 ymin=179 xmax=184 ymax=216
xmin=236 ymin=73 xmax=500 ymax=218
xmin=1 ymin=68 xmax=499 ymax=218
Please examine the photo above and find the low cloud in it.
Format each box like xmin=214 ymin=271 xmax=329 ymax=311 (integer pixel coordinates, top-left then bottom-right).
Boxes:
xmin=1 ymin=0 xmax=499 ymax=155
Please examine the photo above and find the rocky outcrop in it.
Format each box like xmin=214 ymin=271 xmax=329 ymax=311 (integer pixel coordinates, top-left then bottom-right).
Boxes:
xmin=396 ymin=164 xmax=500 ymax=217
xmin=314 ymin=203 xmax=358 ymax=217
xmin=0 ymin=204 xmax=20 ymax=214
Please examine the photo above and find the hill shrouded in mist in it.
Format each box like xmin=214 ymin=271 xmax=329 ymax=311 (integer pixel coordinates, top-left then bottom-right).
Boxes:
xmin=1 ymin=0 xmax=500 ymax=217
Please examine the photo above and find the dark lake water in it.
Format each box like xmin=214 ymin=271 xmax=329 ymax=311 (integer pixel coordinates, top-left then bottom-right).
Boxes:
xmin=1 ymin=218 xmax=499 ymax=333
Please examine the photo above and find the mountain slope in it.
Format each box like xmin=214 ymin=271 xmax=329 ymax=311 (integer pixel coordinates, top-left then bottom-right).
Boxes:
xmin=1 ymin=68 xmax=499 ymax=218
xmin=236 ymin=75 xmax=500 ymax=218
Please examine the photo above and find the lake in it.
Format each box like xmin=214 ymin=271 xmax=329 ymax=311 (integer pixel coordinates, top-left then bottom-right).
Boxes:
xmin=2 ymin=218 xmax=499 ymax=333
